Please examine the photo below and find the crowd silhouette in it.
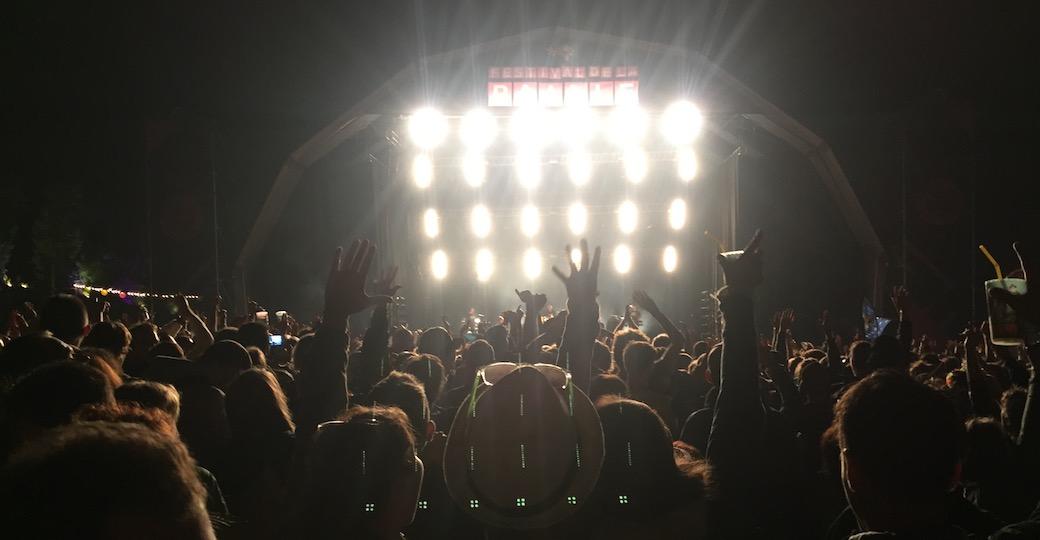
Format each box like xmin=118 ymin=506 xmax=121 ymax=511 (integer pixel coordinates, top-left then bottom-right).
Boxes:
xmin=1 ymin=233 xmax=1039 ymax=539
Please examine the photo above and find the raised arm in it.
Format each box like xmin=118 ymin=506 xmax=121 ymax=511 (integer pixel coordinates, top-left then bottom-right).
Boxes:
xmin=552 ymin=239 xmax=601 ymax=393
xmin=1019 ymin=343 xmax=1040 ymax=455
xmin=772 ymin=308 xmax=793 ymax=362
xmin=818 ymin=310 xmax=847 ymax=380
xmin=991 ymin=242 xmax=1040 ymax=452
xmin=516 ymin=289 xmax=547 ymax=362
xmin=705 ymin=231 xmax=767 ymax=535
xmin=963 ymin=325 xmax=1001 ymax=419
xmin=297 ymin=240 xmax=388 ymax=435
xmin=633 ymin=290 xmax=684 ymax=384
xmin=892 ymin=285 xmax=914 ymax=367
xmin=354 ymin=267 xmax=399 ymax=395
xmin=175 ymin=295 xmax=213 ymax=359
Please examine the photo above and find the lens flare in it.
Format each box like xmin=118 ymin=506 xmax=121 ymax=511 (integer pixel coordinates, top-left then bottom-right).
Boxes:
xmin=520 ymin=205 xmax=540 ymax=238
xmin=660 ymin=100 xmax=704 ymax=146
xmin=522 ymin=248 xmax=542 ymax=280
xmin=622 ymin=147 xmax=649 ymax=184
xmin=617 ymin=201 xmax=638 ymax=235
xmin=471 ymin=204 xmax=492 ymax=239
xmin=567 ymin=202 xmax=588 ymax=236
xmin=430 ymin=250 xmax=449 ymax=280
xmin=516 ymin=150 xmax=541 ymax=189
xmin=668 ymin=198 xmax=687 ymax=230
xmin=408 ymin=108 xmax=449 ymax=149
xmin=462 ymin=153 xmax=487 ymax=187
xmin=459 ymin=108 xmax=497 ymax=151
xmin=475 ymin=249 xmax=495 ymax=282
xmin=566 ymin=150 xmax=593 ymax=187
xmin=613 ymin=245 xmax=633 ymax=274
xmin=677 ymin=146 xmax=698 ymax=182
xmin=422 ymin=208 xmax=439 ymax=239
xmin=662 ymin=245 xmax=678 ymax=273
xmin=412 ymin=154 xmax=433 ymax=188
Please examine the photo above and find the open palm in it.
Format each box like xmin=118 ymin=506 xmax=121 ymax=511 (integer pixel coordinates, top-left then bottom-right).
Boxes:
xmin=324 ymin=239 xmax=390 ymax=322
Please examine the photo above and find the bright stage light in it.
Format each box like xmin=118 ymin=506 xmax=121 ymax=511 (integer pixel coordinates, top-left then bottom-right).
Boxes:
xmin=515 ymin=150 xmax=541 ymax=189
xmin=460 ymin=108 xmax=497 ymax=150
xmin=622 ymin=147 xmax=649 ymax=184
xmin=668 ymin=198 xmax=687 ymax=230
xmin=660 ymin=100 xmax=704 ymax=146
xmin=475 ymin=249 xmax=494 ymax=282
xmin=617 ymin=200 xmax=638 ymax=235
xmin=470 ymin=204 xmax=492 ymax=239
xmin=408 ymin=108 xmax=449 ymax=150
xmin=677 ymin=146 xmax=699 ymax=182
xmin=662 ymin=245 xmax=678 ymax=273
xmin=431 ymin=250 xmax=449 ymax=280
xmin=422 ymin=208 xmax=440 ymax=238
xmin=567 ymin=202 xmax=588 ymax=235
xmin=412 ymin=154 xmax=434 ymax=189
xmin=559 ymin=107 xmax=598 ymax=147
xmin=520 ymin=205 xmax=540 ymax=238
xmin=607 ymin=106 xmax=648 ymax=147
xmin=570 ymin=247 xmax=583 ymax=269
xmin=462 ymin=152 xmax=487 ymax=187
xmin=510 ymin=107 xmax=553 ymax=149
xmin=522 ymin=247 xmax=542 ymax=280
xmin=613 ymin=245 xmax=633 ymax=274
xmin=566 ymin=150 xmax=593 ymax=187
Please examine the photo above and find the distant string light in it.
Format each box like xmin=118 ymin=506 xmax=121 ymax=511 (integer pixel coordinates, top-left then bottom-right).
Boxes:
xmin=73 ymin=283 xmax=200 ymax=300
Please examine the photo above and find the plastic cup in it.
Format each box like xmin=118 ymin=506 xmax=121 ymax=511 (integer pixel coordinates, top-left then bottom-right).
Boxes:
xmin=986 ymin=278 xmax=1026 ymax=346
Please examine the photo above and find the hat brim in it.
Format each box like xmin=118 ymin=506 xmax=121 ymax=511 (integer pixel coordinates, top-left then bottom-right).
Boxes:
xmin=443 ymin=365 xmax=604 ymax=529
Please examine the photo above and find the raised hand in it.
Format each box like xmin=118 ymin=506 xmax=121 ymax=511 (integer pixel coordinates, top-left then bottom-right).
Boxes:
xmin=515 ymin=289 xmax=548 ymax=313
xmin=20 ymin=302 xmax=39 ymax=328
xmin=961 ymin=323 xmax=984 ymax=353
xmin=324 ymin=239 xmax=390 ymax=323
xmin=891 ymin=285 xmax=909 ymax=314
xmin=717 ymin=230 xmax=763 ymax=295
xmin=543 ymin=310 xmax=567 ymax=339
xmin=817 ymin=309 xmax=831 ymax=336
xmin=372 ymin=266 xmax=401 ymax=297
xmin=551 ymin=239 xmax=601 ymax=309
xmin=632 ymin=290 xmax=661 ymax=316
xmin=174 ymin=294 xmax=192 ymax=315
xmin=990 ymin=242 xmax=1040 ymax=328
xmin=501 ymin=309 xmax=522 ymax=326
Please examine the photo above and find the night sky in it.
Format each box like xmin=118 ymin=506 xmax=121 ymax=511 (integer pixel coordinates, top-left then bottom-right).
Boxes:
xmin=6 ymin=1 xmax=1037 ymax=335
